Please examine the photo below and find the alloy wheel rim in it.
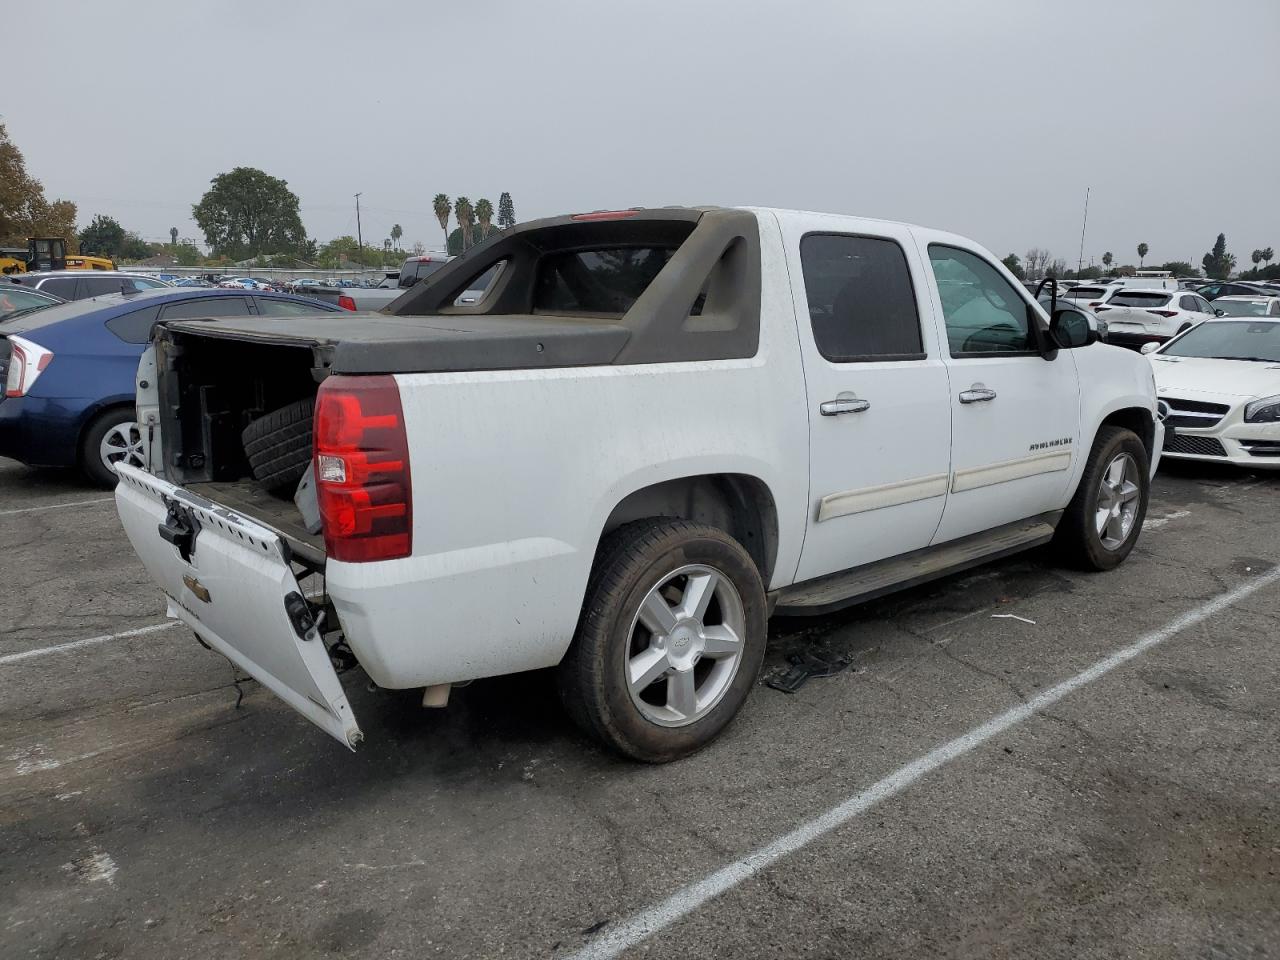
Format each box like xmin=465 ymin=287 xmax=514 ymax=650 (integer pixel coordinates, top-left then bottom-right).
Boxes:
xmin=624 ymin=563 xmax=746 ymax=728
xmin=1095 ymin=452 xmax=1141 ymax=550
xmin=100 ymin=421 xmax=145 ymax=474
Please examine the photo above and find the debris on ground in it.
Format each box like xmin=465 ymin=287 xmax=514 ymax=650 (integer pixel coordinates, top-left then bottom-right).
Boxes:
xmin=766 ymin=650 xmax=856 ymax=693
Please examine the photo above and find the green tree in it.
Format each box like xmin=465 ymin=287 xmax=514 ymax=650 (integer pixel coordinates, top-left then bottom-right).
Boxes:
xmin=497 ymin=191 xmax=515 ymax=230
xmin=475 ymin=198 xmax=494 ymax=240
xmin=77 ymin=214 xmax=127 ymax=257
xmin=1137 ymin=242 xmax=1148 ymax=267
xmin=1263 ymin=247 xmax=1275 ymax=269
xmin=1157 ymin=261 xmax=1194 ymax=277
xmin=192 ymin=166 xmax=306 ymax=260
xmin=118 ymin=232 xmax=152 ymax=261
xmin=1102 ymin=251 xmax=1113 ymax=268
xmin=0 ymin=122 xmax=79 ymax=247
xmin=454 ymin=196 xmax=474 ymax=250
xmin=390 ymin=223 xmax=403 ymax=250
xmin=432 ymin=194 xmax=452 ymax=252
xmin=169 ymin=226 xmax=178 ymax=247
xmin=1202 ymin=233 xmax=1232 ymax=280
xmin=172 ymin=240 xmax=202 ymax=266
xmin=1252 ymin=249 xmax=1263 ymax=270
xmin=1001 ymin=253 xmax=1025 ymax=280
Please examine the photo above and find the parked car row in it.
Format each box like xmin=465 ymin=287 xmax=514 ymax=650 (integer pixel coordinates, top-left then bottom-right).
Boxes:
xmin=0 ymin=288 xmax=341 ymax=485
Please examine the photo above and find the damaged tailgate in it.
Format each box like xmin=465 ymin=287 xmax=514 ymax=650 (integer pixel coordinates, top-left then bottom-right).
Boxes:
xmin=114 ymin=462 xmax=361 ymax=748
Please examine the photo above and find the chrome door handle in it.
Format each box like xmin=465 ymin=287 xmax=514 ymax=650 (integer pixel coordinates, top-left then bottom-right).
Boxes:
xmin=958 ymin=385 xmax=997 ymax=404
xmin=820 ymin=398 xmax=871 ymax=416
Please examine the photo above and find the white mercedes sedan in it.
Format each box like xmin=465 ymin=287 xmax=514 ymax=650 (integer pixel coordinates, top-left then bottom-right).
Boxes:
xmin=1145 ymin=316 xmax=1280 ymax=468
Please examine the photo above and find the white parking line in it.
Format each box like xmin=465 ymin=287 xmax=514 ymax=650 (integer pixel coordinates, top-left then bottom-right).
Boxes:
xmin=0 ymin=497 xmax=113 ymax=518
xmin=0 ymin=621 xmax=177 ymax=666
xmin=565 ymin=565 xmax=1280 ymax=960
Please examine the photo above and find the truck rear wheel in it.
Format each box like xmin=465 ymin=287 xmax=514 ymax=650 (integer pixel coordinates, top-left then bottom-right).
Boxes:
xmin=241 ymin=398 xmax=314 ymax=493
xmin=1054 ymin=425 xmax=1150 ymax=571
xmin=558 ymin=518 xmax=767 ymax=762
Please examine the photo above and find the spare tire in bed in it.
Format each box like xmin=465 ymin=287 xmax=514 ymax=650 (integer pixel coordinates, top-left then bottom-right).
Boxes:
xmin=242 ymin=397 xmax=315 ymax=493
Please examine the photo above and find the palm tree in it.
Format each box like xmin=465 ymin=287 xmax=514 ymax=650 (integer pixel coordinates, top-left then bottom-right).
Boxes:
xmin=170 ymin=226 xmax=178 ymax=247
xmin=1137 ymin=242 xmax=1148 ymax=267
xmin=1252 ymin=249 xmax=1263 ymax=271
xmin=475 ymin=198 xmax=494 ymax=240
xmin=1222 ymin=252 xmax=1237 ymax=277
xmin=1263 ymin=247 xmax=1275 ymax=269
xmin=432 ymin=194 xmax=452 ymax=252
xmin=390 ymin=223 xmax=403 ymax=251
xmin=1102 ymin=251 xmax=1113 ymax=268
xmin=455 ymin=196 xmax=474 ymax=250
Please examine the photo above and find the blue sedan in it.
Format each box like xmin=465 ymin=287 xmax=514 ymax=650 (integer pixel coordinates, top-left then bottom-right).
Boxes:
xmin=0 ymin=287 xmax=340 ymax=486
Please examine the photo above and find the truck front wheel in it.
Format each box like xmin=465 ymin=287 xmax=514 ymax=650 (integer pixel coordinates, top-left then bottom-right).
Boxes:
xmin=558 ymin=518 xmax=768 ymax=762
xmin=1054 ymin=425 xmax=1150 ymax=570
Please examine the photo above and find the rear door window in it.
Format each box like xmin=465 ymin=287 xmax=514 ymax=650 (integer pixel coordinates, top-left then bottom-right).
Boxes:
xmin=533 ymin=247 xmax=675 ymax=315
xmin=256 ymin=297 xmax=330 ymax=316
xmin=800 ymin=234 xmax=924 ymax=361
xmin=159 ymin=296 xmax=252 ymax=320
xmin=1179 ymin=295 xmax=1197 ymax=311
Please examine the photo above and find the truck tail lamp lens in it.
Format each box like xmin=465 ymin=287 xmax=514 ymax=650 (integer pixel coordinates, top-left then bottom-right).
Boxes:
xmin=313 ymin=375 xmax=411 ymax=562
xmin=337 ymin=295 xmax=357 ymax=311
xmin=4 ymin=335 xmax=54 ymax=398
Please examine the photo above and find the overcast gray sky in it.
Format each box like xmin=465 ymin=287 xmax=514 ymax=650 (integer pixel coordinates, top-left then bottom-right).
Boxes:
xmin=6 ymin=0 xmax=1278 ymax=268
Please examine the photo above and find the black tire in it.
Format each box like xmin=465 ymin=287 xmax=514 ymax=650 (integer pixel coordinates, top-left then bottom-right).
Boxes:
xmin=1054 ymin=426 xmax=1150 ymax=571
xmin=241 ymin=398 xmax=314 ymax=493
xmin=557 ymin=518 xmax=768 ymax=763
xmin=79 ymin=406 xmax=141 ymax=488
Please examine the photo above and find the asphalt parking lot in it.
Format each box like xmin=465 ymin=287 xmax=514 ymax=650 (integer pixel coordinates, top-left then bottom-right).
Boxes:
xmin=2 ymin=456 xmax=1278 ymax=960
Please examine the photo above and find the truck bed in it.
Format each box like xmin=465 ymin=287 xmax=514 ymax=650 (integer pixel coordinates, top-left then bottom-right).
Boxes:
xmin=187 ymin=480 xmax=325 ymax=567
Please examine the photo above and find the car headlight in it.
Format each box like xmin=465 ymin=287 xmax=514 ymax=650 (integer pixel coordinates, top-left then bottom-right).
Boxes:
xmin=1244 ymin=394 xmax=1280 ymax=423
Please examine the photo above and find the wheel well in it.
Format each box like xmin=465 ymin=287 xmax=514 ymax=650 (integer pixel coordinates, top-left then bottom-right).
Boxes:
xmin=602 ymin=474 xmax=780 ymax=585
xmin=1098 ymin=407 xmax=1155 ymax=460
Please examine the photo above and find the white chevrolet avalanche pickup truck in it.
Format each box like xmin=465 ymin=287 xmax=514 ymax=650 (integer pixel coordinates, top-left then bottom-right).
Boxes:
xmin=114 ymin=206 xmax=1163 ymax=762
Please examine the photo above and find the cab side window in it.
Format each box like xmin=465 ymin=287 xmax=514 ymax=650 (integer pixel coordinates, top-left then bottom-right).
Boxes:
xmin=928 ymin=245 xmax=1035 ymax=355
xmin=799 ymin=234 xmax=924 ymax=361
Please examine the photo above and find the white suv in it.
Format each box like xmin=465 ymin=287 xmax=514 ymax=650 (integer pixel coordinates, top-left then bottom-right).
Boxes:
xmin=1096 ymin=288 xmax=1217 ymax=349
xmin=114 ymin=206 xmax=1164 ymax=760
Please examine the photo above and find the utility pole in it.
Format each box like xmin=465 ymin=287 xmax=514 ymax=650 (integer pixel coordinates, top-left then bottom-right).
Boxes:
xmin=354 ymin=193 xmax=363 ymax=254
xmin=1076 ymin=187 xmax=1090 ymax=278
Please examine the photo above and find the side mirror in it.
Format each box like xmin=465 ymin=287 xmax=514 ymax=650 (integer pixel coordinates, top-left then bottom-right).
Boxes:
xmin=1214 ymin=308 xmax=1225 ymax=317
xmin=1050 ymin=309 xmax=1097 ymax=349
xmin=1139 ymin=341 xmax=1160 ymax=355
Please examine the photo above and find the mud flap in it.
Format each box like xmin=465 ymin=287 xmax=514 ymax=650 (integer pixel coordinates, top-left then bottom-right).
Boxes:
xmin=114 ymin=462 xmax=362 ymax=748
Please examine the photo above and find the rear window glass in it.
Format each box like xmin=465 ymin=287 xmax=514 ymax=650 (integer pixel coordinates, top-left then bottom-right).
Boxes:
xmin=1109 ymin=292 xmax=1171 ymax=307
xmin=398 ymin=259 xmax=448 ymax=288
xmin=1064 ymin=287 xmax=1108 ymax=299
xmin=533 ymin=247 xmax=676 ymax=315
xmin=1215 ymin=300 xmax=1271 ymax=317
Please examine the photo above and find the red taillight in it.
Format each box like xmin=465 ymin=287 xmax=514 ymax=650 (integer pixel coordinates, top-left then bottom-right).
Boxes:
xmin=570 ymin=210 xmax=640 ymax=221
xmin=337 ymin=295 xmax=357 ymax=311
xmin=1147 ymin=309 xmax=1178 ymax=317
xmin=4 ymin=335 xmax=54 ymax=398
xmin=313 ymin=375 xmax=411 ymax=562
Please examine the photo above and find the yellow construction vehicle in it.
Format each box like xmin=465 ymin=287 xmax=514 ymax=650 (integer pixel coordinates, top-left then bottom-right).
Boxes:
xmin=0 ymin=238 xmax=115 ymax=274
